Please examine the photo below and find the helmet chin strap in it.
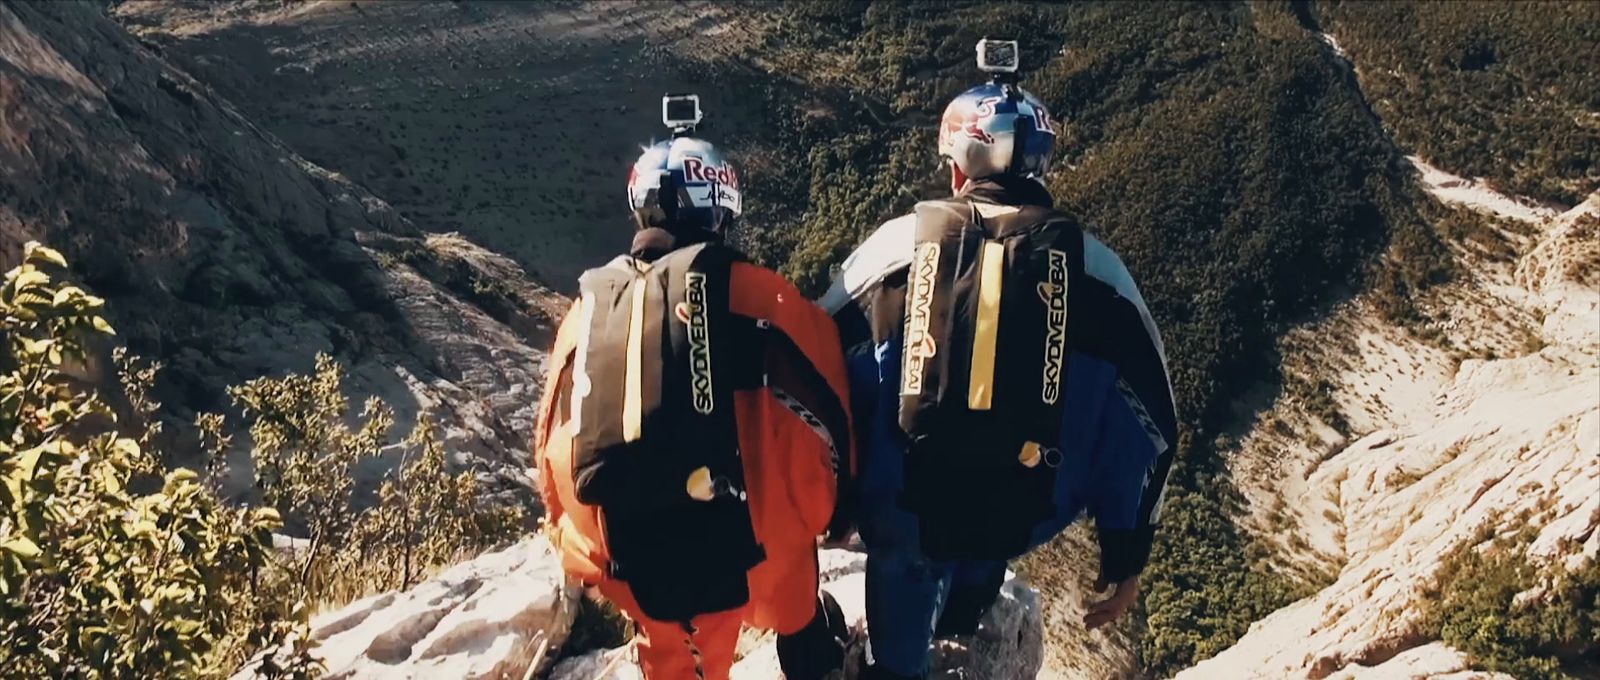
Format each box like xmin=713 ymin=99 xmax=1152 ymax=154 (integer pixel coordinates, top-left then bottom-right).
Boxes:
xmin=950 ymin=163 xmax=969 ymax=194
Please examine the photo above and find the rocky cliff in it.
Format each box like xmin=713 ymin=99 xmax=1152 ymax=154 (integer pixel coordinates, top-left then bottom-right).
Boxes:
xmin=1198 ymin=173 xmax=1598 ymax=679
xmin=265 ymin=538 xmax=579 ymax=680
xmin=288 ymin=542 xmax=1045 ymax=680
xmin=0 ymin=1 xmax=562 ymax=502
xmin=8 ymin=3 xmax=1594 ymax=679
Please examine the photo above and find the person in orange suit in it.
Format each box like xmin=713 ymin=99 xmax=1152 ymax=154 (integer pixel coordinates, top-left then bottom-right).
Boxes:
xmin=535 ymin=102 xmax=853 ymax=680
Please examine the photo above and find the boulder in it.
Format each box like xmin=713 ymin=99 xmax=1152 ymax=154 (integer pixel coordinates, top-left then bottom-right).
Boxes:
xmin=547 ymin=647 xmax=643 ymax=680
xmin=551 ymin=549 xmax=1045 ymax=680
xmin=1321 ymin=643 xmax=1514 ymax=680
xmin=275 ymin=538 xmax=578 ymax=680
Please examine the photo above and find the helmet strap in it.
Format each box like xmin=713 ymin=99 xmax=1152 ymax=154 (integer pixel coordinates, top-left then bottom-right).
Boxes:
xmin=950 ymin=163 xmax=969 ymax=195
xmin=658 ymin=171 xmax=680 ymax=224
xmin=1009 ymin=113 xmax=1035 ymax=176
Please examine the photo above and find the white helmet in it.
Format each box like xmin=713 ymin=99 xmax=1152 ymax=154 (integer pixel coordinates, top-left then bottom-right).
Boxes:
xmin=626 ymin=137 xmax=742 ymax=235
xmin=938 ymin=82 xmax=1056 ymax=192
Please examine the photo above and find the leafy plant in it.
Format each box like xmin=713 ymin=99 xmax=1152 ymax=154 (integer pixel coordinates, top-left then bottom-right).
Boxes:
xmin=0 ymin=242 xmax=522 ymax=678
xmin=226 ymin=354 xmax=522 ymax=607
xmin=1424 ymin=529 xmax=1599 ymax=679
xmin=0 ymin=242 xmax=309 ymax=679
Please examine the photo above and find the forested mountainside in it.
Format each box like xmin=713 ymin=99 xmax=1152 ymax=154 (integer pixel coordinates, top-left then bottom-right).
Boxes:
xmin=0 ymin=0 xmax=564 ymax=501
xmin=1319 ymin=1 xmax=1599 ymax=206
xmin=3 ymin=1 xmax=1593 ymax=677
xmin=113 ymin=0 xmax=765 ymax=286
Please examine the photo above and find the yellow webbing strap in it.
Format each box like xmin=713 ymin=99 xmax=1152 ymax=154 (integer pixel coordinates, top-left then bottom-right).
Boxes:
xmin=968 ymin=240 xmax=1004 ymax=410
xmin=569 ymin=293 xmax=595 ymax=433
xmin=622 ymin=278 xmax=648 ymax=442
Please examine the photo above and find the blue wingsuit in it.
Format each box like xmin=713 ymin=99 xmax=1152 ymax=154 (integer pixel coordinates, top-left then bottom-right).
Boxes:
xmin=819 ymin=177 xmax=1178 ymax=678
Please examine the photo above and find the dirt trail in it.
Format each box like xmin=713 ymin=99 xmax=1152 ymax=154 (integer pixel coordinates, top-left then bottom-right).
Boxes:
xmin=117 ymin=0 xmax=771 ymax=290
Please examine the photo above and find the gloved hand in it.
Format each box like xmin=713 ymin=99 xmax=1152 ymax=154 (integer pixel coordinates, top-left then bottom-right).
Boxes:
xmin=777 ymin=591 xmax=849 ymax=680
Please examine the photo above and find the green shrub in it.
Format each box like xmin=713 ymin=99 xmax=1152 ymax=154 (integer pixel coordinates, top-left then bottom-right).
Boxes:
xmin=0 ymin=242 xmax=523 ymax=678
xmin=0 ymin=242 xmax=311 ymax=679
xmin=1425 ymin=530 xmax=1599 ymax=679
xmin=225 ymin=352 xmax=523 ymax=609
xmin=1140 ymin=464 xmax=1309 ymax=674
xmin=1435 ymin=206 xmax=1516 ymax=262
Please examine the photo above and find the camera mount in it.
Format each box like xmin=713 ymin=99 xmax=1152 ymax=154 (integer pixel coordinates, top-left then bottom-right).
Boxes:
xmin=662 ymin=93 xmax=703 ymax=138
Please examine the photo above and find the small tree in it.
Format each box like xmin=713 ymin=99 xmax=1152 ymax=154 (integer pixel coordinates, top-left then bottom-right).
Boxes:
xmin=226 ymin=357 xmax=522 ymax=606
xmin=227 ymin=358 xmax=392 ymax=600
xmin=1 ymin=241 xmax=521 ymax=678
xmin=0 ymin=242 xmax=308 ymax=678
xmin=352 ymin=418 xmax=523 ymax=591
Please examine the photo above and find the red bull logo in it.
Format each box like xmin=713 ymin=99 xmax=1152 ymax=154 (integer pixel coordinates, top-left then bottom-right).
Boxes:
xmin=682 ymin=156 xmax=740 ymax=190
xmin=941 ymin=96 xmax=1004 ymax=147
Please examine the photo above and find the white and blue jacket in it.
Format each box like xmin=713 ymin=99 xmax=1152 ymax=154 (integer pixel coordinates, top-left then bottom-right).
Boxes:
xmin=820 ymin=178 xmax=1177 ymax=583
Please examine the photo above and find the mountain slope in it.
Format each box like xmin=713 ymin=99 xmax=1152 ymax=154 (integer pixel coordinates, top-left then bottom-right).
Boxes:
xmin=1205 ymin=171 xmax=1598 ymax=677
xmin=114 ymin=0 xmax=769 ymax=289
xmin=29 ymin=2 xmax=1596 ymax=678
xmin=1318 ymin=1 xmax=1599 ymax=206
xmin=0 ymin=0 xmax=561 ymax=502
xmin=1189 ymin=12 xmax=1600 ymax=674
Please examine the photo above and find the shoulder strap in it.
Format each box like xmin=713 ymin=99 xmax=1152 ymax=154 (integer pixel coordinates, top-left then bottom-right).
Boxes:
xmin=912 ymin=198 xmax=975 ymax=241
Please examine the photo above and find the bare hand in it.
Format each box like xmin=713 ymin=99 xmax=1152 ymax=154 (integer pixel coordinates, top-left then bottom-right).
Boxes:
xmin=1082 ymin=574 xmax=1139 ymax=630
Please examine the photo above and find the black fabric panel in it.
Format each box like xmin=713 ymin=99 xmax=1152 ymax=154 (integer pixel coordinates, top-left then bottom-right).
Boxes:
xmin=832 ymin=296 xmax=880 ymax=539
xmin=866 ymin=267 xmax=908 ymax=348
xmin=896 ymin=199 xmax=971 ymax=438
xmin=1068 ymin=271 xmax=1178 ymax=548
xmin=933 ymin=566 xmax=1006 ymax=637
xmin=832 ymin=297 xmax=874 ymax=358
xmin=776 ymin=591 xmax=847 ymax=680
xmin=895 ymin=198 xmax=1085 ymax=561
xmin=657 ymin=244 xmax=746 ymax=491
xmin=572 ymin=264 xmax=638 ymax=504
xmin=961 ymin=175 xmax=1055 ymax=209
xmin=1065 ymin=278 xmax=1177 ymax=449
xmin=569 ymin=244 xmax=767 ymax=623
xmin=766 ymin=332 xmax=851 ymax=481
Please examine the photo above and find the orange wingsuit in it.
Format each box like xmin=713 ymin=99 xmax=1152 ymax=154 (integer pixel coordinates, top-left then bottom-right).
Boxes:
xmin=536 ymin=260 xmax=854 ymax=680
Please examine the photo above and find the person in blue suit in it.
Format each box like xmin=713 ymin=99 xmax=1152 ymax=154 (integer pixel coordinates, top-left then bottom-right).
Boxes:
xmin=819 ymin=59 xmax=1178 ymax=680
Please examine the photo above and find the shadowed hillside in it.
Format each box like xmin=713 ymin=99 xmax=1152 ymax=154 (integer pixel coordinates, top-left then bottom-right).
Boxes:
xmin=0 ymin=0 xmax=562 ymax=504
xmin=116 ymin=0 xmax=772 ymax=288
xmin=1320 ymin=0 xmax=1600 ymax=206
